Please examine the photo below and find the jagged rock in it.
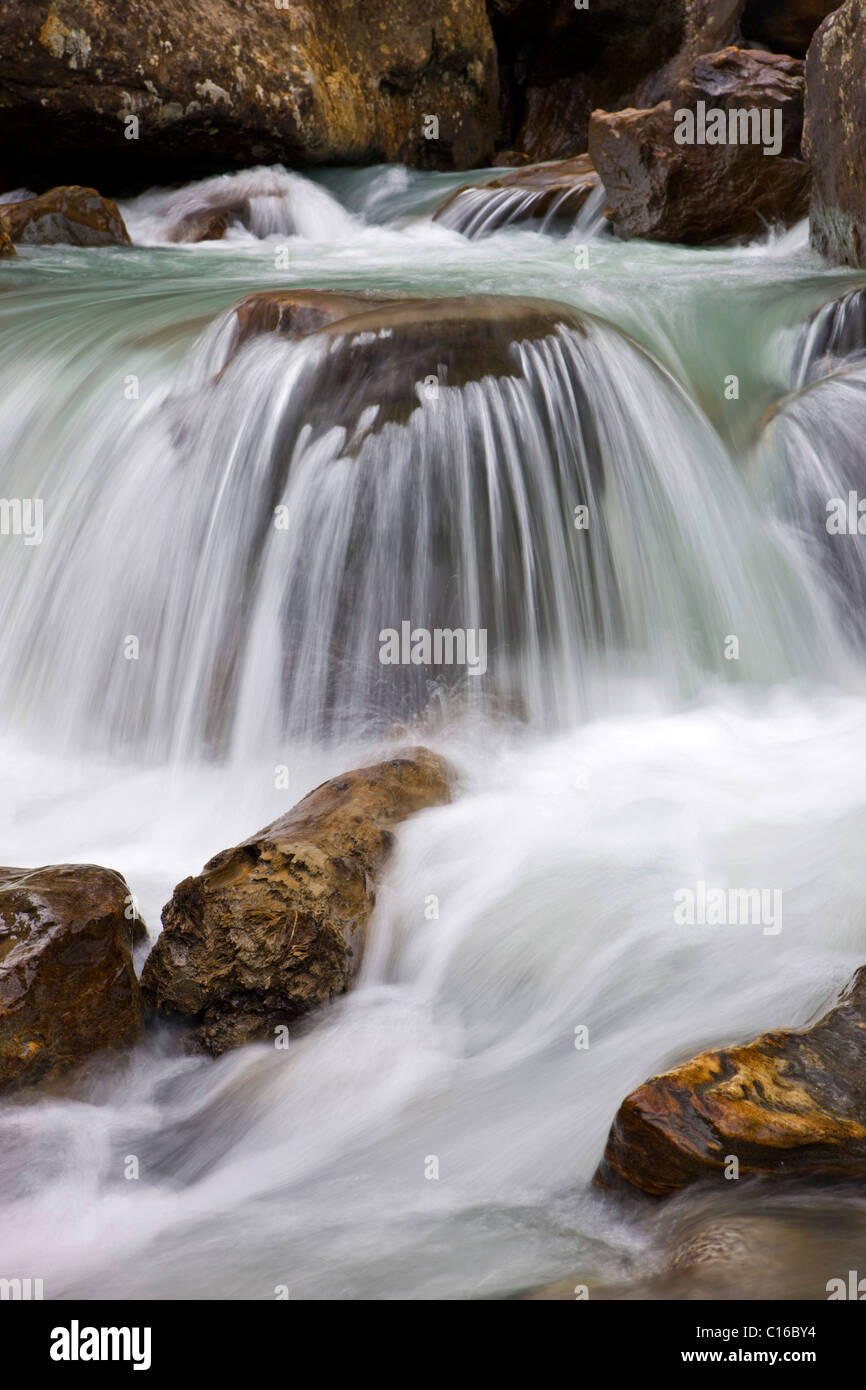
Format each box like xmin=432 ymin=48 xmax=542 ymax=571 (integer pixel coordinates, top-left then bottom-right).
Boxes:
xmin=0 ymin=864 xmax=143 ymax=1091
xmin=0 ymin=1 xmax=498 ymax=192
xmin=141 ymin=750 xmax=451 ymax=1055
xmin=803 ymin=0 xmax=866 ymax=267
xmin=488 ymin=0 xmax=744 ymax=162
xmin=589 ymin=48 xmax=811 ymax=244
xmin=433 ymin=153 xmax=599 ymax=235
xmin=595 ymin=967 xmax=866 ymax=1197
xmin=0 ymin=185 xmax=130 ymax=246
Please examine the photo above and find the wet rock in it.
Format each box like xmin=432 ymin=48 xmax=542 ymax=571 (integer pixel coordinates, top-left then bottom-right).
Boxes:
xmin=803 ymin=0 xmax=866 ymax=267
xmin=589 ymin=48 xmax=811 ymax=244
xmin=141 ymin=750 xmax=451 ymax=1056
xmin=0 ymin=1 xmax=498 ymax=192
xmin=219 ymin=288 xmax=588 ymax=433
xmin=433 ymin=154 xmax=599 ymax=236
xmin=595 ymin=966 xmax=866 ymax=1197
xmin=166 ymin=210 xmax=228 ymax=244
xmin=0 ymin=185 xmax=130 ymax=246
xmin=0 ymin=227 xmax=14 ymax=257
xmin=490 ymin=0 xmax=743 ymax=162
xmin=0 ymin=864 xmax=143 ymax=1091
xmin=791 ymin=285 xmax=866 ymax=385
xmin=741 ymin=0 xmax=839 ymax=58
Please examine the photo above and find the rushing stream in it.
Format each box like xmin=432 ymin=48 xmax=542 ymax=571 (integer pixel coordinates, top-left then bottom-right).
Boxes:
xmin=2 ymin=164 xmax=866 ymax=1299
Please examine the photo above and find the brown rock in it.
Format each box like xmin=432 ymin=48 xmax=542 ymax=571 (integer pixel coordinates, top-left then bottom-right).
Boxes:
xmin=166 ymin=209 xmax=228 ymax=244
xmin=0 ymin=864 xmax=143 ymax=1092
xmin=803 ymin=0 xmax=866 ymax=267
xmin=742 ymin=0 xmax=839 ymax=57
xmin=0 ymin=226 xmax=14 ymax=257
xmin=595 ymin=967 xmax=866 ymax=1197
xmin=0 ymin=1 xmax=498 ymax=192
xmin=433 ymin=153 xmax=599 ymax=234
xmin=0 ymin=185 xmax=130 ymax=246
xmin=588 ymin=48 xmax=811 ymax=244
xmin=217 ymin=288 xmax=588 ymax=434
xmin=490 ymin=0 xmax=744 ymax=162
xmin=141 ymin=750 xmax=451 ymax=1055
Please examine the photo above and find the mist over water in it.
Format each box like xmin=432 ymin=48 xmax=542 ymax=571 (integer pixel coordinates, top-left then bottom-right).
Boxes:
xmin=2 ymin=165 xmax=866 ymax=1299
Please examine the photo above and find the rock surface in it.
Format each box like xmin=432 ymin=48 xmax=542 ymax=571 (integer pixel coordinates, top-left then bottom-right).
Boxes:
xmin=0 ymin=1 xmax=498 ymax=192
xmin=803 ymin=0 xmax=866 ymax=267
xmin=589 ymin=48 xmax=811 ymax=244
xmin=0 ymin=227 xmax=14 ymax=257
xmin=595 ymin=966 xmax=866 ymax=1197
xmin=217 ymin=288 xmax=588 ymax=432
xmin=141 ymin=750 xmax=450 ymax=1055
xmin=489 ymin=0 xmax=744 ymax=162
xmin=0 ymin=185 xmax=130 ymax=246
xmin=433 ymin=153 xmax=599 ymax=234
xmin=0 ymin=864 xmax=143 ymax=1091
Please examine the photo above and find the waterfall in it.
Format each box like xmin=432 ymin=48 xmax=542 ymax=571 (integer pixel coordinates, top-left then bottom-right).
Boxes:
xmin=2 ymin=163 xmax=866 ymax=1303
xmin=0 ymin=289 xmax=841 ymax=759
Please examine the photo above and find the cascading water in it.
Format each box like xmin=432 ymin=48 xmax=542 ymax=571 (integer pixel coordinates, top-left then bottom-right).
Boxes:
xmin=2 ymin=165 xmax=866 ymax=1301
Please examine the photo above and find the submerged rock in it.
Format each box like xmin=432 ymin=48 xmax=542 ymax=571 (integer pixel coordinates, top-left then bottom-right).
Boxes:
xmin=0 ymin=864 xmax=143 ymax=1091
xmin=595 ymin=967 xmax=866 ymax=1197
xmin=803 ymin=0 xmax=866 ymax=267
xmin=141 ymin=750 xmax=450 ymax=1055
xmin=433 ymin=154 xmax=599 ymax=236
xmin=0 ymin=186 xmax=130 ymax=247
xmin=791 ymin=285 xmax=866 ymax=385
xmin=589 ymin=48 xmax=810 ymax=244
xmin=0 ymin=1 xmax=498 ymax=191
xmin=219 ymin=288 xmax=588 ymax=434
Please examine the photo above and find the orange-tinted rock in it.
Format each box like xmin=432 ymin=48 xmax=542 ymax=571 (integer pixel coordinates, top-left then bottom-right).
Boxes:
xmin=0 ymin=864 xmax=143 ymax=1091
xmin=0 ymin=185 xmax=130 ymax=246
xmin=0 ymin=1 xmax=498 ymax=191
xmin=0 ymin=226 xmax=14 ymax=257
xmin=589 ymin=49 xmax=810 ymax=244
xmin=141 ymin=750 xmax=450 ymax=1055
xmin=595 ymin=967 xmax=866 ymax=1196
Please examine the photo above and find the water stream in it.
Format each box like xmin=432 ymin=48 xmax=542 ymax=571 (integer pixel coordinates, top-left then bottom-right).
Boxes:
xmin=2 ymin=165 xmax=866 ymax=1299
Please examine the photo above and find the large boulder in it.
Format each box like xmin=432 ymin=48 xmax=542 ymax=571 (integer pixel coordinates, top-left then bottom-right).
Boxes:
xmin=433 ymin=153 xmax=599 ymax=236
xmin=595 ymin=967 xmax=866 ymax=1197
xmin=488 ymin=0 xmax=744 ymax=162
xmin=210 ymin=287 xmax=589 ymax=431
xmin=141 ymin=750 xmax=450 ymax=1055
xmin=0 ymin=1 xmax=499 ymax=192
xmin=0 ymin=864 xmax=143 ymax=1091
xmin=589 ymin=48 xmax=811 ymax=244
xmin=0 ymin=185 xmax=130 ymax=246
xmin=803 ymin=0 xmax=866 ymax=267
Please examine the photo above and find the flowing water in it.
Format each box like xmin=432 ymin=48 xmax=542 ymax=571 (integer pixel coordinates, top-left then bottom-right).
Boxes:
xmin=2 ymin=164 xmax=866 ymax=1299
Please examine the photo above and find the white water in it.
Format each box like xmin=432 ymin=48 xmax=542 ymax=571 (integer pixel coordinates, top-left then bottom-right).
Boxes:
xmin=2 ymin=165 xmax=866 ymax=1300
